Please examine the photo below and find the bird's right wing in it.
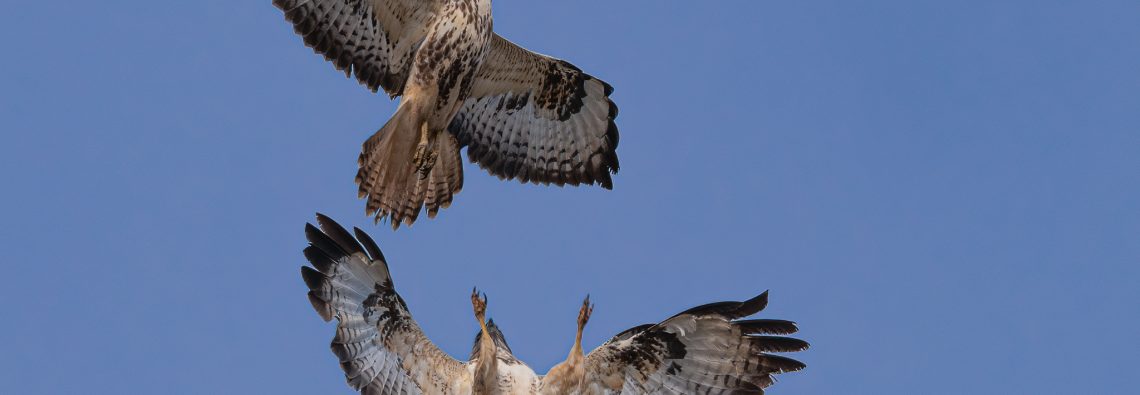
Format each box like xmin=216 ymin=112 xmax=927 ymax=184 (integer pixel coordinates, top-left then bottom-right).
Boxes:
xmin=272 ymin=0 xmax=437 ymax=96
xmin=301 ymin=214 xmax=470 ymax=394
xmin=449 ymin=35 xmax=620 ymax=188
xmin=580 ymin=292 xmax=808 ymax=394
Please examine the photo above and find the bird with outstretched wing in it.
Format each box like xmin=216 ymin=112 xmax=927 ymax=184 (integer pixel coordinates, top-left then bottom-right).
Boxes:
xmin=301 ymin=215 xmax=808 ymax=394
xmin=274 ymin=0 xmax=620 ymax=228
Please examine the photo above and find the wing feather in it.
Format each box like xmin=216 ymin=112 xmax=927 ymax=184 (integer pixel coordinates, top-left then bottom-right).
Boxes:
xmin=302 ymin=214 xmax=470 ymax=394
xmin=449 ymin=35 xmax=620 ymax=188
xmin=580 ymin=292 xmax=807 ymax=395
xmin=273 ymin=0 xmax=436 ymax=96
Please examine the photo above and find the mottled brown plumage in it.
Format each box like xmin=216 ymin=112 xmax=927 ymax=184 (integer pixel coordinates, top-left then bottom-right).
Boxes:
xmin=302 ymin=215 xmax=807 ymax=394
xmin=274 ymin=0 xmax=621 ymax=229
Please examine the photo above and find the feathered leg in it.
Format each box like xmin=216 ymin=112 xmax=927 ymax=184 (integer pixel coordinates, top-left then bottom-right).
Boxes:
xmin=356 ymin=102 xmax=463 ymax=229
xmin=412 ymin=122 xmax=437 ymax=179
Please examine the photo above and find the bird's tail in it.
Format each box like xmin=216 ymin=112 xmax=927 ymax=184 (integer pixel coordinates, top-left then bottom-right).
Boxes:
xmin=356 ymin=105 xmax=463 ymax=229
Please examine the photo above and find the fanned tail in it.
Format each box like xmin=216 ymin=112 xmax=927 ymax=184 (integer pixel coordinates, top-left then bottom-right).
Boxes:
xmin=356 ymin=106 xmax=463 ymax=229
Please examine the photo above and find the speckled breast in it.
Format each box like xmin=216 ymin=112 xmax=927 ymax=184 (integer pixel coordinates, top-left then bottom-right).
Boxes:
xmin=410 ymin=0 xmax=494 ymax=125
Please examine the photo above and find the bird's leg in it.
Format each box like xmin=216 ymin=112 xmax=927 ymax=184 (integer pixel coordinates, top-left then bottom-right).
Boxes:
xmin=574 ymin=295 xmax=594 ymax=354
xmin=470 ymin=288 xmax=498 ymax=391
xmin=412 ymin=122 xmax=437 ymax=179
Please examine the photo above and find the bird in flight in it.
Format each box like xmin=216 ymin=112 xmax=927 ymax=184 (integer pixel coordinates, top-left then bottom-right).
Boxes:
xmin=273 ymin=1 xmax=621 ymax=229
xmin=301 ymin=214 xmax=809 ymax=394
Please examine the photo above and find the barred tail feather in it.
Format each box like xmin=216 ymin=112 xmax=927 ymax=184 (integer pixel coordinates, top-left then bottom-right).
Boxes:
xmin=356 ymin=106 xmax=463 ymax=229
xmin=420 ymin=133 xmax=463 ymax=219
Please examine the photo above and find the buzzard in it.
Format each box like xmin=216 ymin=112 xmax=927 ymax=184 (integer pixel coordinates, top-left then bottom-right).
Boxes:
xmin=273 ymin=0 xmax=620 ymax=228
xmin=301 ymin=214 xmax=809 ymax=394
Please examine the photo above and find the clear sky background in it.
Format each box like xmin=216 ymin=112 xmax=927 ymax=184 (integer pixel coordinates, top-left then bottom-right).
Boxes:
xmin=2 ymin=1 xmax=1138 ymax=394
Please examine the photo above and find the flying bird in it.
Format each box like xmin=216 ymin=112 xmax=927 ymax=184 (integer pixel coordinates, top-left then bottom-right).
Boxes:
xmin=301 ymin=215 xmax=808 ymax=394
xmin=274 ymin=0 xmax=621 ymax=228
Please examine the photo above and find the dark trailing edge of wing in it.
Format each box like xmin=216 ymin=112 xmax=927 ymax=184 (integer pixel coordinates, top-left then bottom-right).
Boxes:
xmin=601 ymin=83 xmax=621 ymax=188
xmin=452 ymin=74 xmax=620 ymax=190
xmin=737 ymin=319 xmax=800 ymax=335
xmin=272 ymin=0 xmax=411 ymax=95
xmin=674 ymin=290 xmax=770 ymax=320
xmin=655 ymin=291 xmax=809 ymax=376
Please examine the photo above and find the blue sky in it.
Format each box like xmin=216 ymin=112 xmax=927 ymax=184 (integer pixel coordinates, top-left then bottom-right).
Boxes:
xmin=2 ymin=1 xmax=1138 ymax=393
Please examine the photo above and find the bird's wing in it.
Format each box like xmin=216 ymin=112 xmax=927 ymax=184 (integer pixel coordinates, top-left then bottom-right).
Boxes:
xmin=578 ymin=292 xmax=808 ymax=395
xmin=301 ymin=214 xmax=470 ymax=394
xmin=449 ymin=35 xmax=620 ymax=188
xmin=272 ymin=0 xmax=436 ymax=96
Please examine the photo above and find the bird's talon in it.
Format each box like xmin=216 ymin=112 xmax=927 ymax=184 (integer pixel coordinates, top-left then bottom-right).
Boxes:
xmin=413 ymin=144 xmax=428 ymax=167
xmin=471 ymin=288 xmax=487 ymax=318
xmin=578 ymin=295 xmax=594 ymax=326
xmin=416 ymin=151 xmax=437 ymax=179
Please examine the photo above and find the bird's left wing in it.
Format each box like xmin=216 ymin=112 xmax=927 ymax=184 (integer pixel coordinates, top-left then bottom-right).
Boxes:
xmin=301 ymin=214 xmax=470 ymax=394
xmin=272 ymin=0 xmax=437 ymax=96
xmin=448 ymin=35 xmax=620 ymax=189
xmin=579 ymin=292 xmax=808 ymax=394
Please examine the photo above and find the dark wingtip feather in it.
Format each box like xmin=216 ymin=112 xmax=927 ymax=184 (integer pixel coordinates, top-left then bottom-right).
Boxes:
xmin=675 ymin=291 xmax=770 ymax=319
xmin=303 ymin=246 xmax=335 ymax=274
xmin=748 ymin=336 xmax=810 ymax=353
xmin=315 ymin=213 xmax=363 ymax=256
xmin=761 ymin=354 xmax=808 ymax=373
xmin=306 ymin=222 xmax=347 ymax=259
xmin=301 ymin=266 xmax=326 ymax=290
xmin=307 ymin=292 xmax=333 ymax=322
xmin=598 ymin=171 xmax=614 ymax=190
xmin=607 ymin=100 xmax=620 ymax=133
xmin=737 ymin=319 xmax=799 ymax=335
xmin=353 ymin=227 xmax=386 ymax=264
xmin=677 ymin=301 xmax=736 ymax=317
xmin=731 ymin=291 xmax=770 ymax=319
xmin=604 ymin=98 xmax=620 ymax=177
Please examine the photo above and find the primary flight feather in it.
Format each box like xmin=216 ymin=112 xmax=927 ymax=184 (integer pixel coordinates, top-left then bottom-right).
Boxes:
xmin=301 ymin=215 xmax=808 ymax=394
xmin=274 ymin=0 xmax=620 ymax=228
